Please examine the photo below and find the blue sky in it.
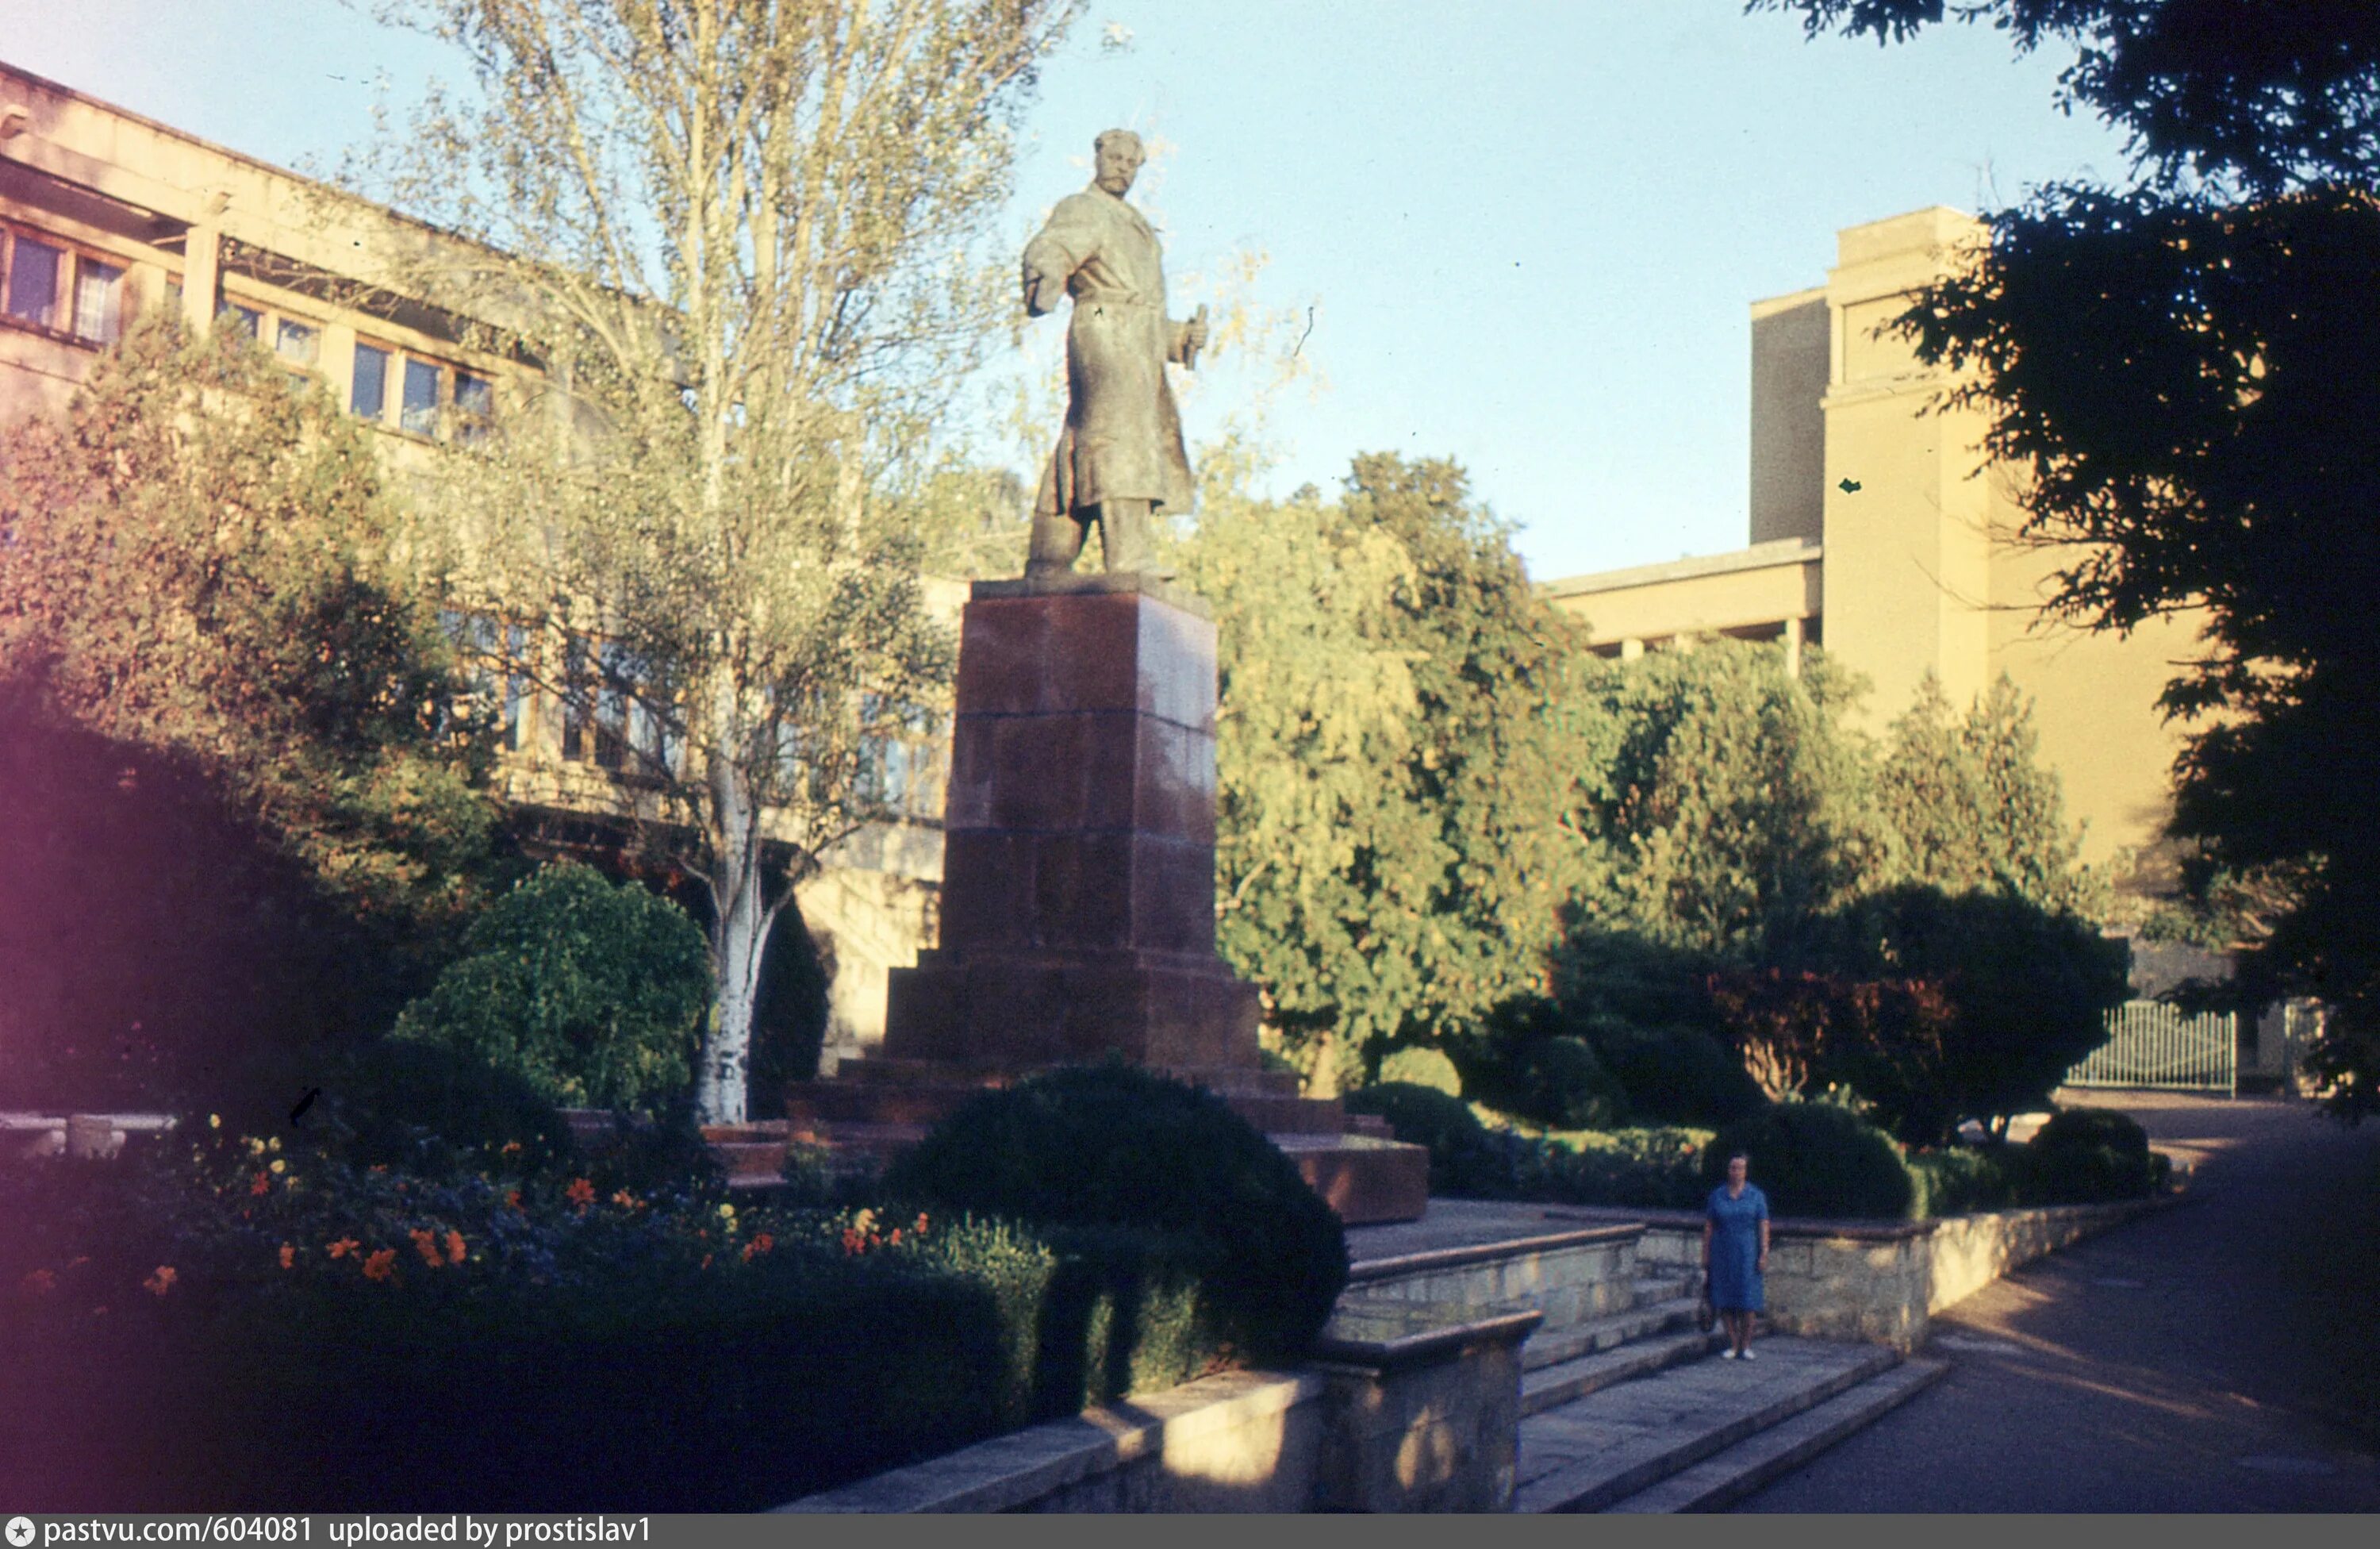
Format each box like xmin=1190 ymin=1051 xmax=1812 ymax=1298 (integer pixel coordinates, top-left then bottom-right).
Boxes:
xmin=0 ymin=0 xmax=2130 ymax=581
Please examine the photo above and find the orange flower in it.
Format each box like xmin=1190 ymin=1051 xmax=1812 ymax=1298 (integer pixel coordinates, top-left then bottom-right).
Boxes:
xmin=444 ymin=1230 xmax=466 ymax=1266
xmin=327 ymin=1237 xmax=361 ymax=1261
xmin=65 ymin=1255 xmax=90 ymax=1270
xmin=250 ymin=1170 xmax=271 ymax=1197
xmin=505 ymin=1190 xmax=523 ymax=1212
xmin=700 ymin=1253 xmax=713 ymax=1270
xmin=914 ymin=1213 xmax=930 ymax=1236
xmin=887 ymin=1228 xmax=903 ymax=1247
xmin=370 ymin=1164 xmax=389 ymax=1174
xmin=278 ymin=1245 xmax=296 ymax=1270
xmin=143 ymin=1266 xmax=177 ymax=1297
xmin=19 ymin=1268 xmax=56 ymax=1297
xmin=612 ymin=1190 xmax=638 ymax=1209
xmin=565 ymin=1177 xmax=596 ymax=1212
xmin=740 ymin=1232 xmax=775 ymax=1263
xmin=409 ymin=1228 xmax=443 ymax=1268
xmin=362 ymin=1249 xmax=397 ymax=1283
xmin=500 ymin=1141 xmax=523 ymax=1156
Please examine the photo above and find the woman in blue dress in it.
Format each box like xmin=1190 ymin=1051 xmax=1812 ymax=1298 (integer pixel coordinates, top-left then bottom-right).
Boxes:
xmin=1702 ymin=1151 xmax=1771 ymax=1360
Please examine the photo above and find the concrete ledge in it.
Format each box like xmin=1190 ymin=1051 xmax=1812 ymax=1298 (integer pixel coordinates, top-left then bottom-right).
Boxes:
xmin=1928 ymin=1195 xmax=2175 ymax=1313
xmin=776 ymin=1368 xmax=1325 ymax=1513
xmin=1347 ymin=1221 xmax=1641 ymax=1284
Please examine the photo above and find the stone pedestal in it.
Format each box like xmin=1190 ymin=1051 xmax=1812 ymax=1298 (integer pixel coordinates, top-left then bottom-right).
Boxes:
xmin=789 ymin=574 xmax=1427 ymax=1224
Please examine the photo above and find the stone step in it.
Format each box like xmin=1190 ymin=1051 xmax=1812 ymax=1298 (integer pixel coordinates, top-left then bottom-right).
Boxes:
xmin=1522 ymin=1316 xmax=1722 ymax=1406
xmin=709 ymin=1140 xmax=788 ymax=1174
xmin=789 ymin=1076 xmax=1353 ymax=1135
xmin=1514 ymin=1337 xmax=1900 ymax=1513
xmin=1522 ymin=1289 xmax=1702 ymax=1373
xmin=1601 ymin=1358 xmax=1948 ymax=1512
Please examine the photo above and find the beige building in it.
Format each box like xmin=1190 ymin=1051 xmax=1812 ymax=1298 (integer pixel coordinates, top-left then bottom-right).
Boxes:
xmin=0 ymin=60 xmax=942 ymax=1059
xmin=1542 ymin=207 xmax=2198 ymax=874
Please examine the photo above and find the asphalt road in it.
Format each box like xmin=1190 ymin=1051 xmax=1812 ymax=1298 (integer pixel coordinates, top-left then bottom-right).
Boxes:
xmin=1736 ymin=1089 xmax=2380 ymax=1512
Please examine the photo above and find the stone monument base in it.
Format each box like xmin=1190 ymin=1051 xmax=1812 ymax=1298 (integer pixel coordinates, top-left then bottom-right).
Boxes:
xmin=781 ymin=575 xmax=1427 ymax=1225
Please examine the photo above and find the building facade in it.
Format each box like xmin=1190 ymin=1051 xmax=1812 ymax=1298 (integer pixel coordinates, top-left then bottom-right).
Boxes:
xmin=1541 ymin=207 xmax=2199 ymax=875
xmin=0 ymin=60 xmax=943 ymax=1062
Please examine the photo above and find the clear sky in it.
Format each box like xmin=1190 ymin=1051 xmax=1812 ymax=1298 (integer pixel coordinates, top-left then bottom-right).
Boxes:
xmin=0 ymin=0 xmax=2131 ymax=582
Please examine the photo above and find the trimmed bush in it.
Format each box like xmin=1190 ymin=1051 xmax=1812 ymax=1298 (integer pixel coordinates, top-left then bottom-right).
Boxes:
xmin=2017 ymin=1109 xmax=2160 ymax=1204
xmin=883 ymin=1063 xmax=1349 ymax=1366
xmin=1591 ymin=1017 xmax=1767 ymax=1128
xmin=1905 ymin=1145 xmax=2019 ymax=1217
xmin=392 ymin=863 xmax=710 ymax=1114
xmin=1453 ymin=995 xmax=1633 ymax=1130
xmin=1377 ymin=1046 xmax=1463 ymax=1096
xmin=1705 ymin=1101 xmax=1914 ymax=1219
xmin=310 ymin=1037 xmax=582 ymax=1178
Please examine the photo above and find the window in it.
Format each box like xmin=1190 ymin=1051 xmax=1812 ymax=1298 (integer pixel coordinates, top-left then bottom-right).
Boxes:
xmin=454 ymin=371 xmax=493 ymax=445
xmin=4 ymin=234 xmax=62 ymax=330
xmin=351 ymin=343 xmax=390 ymax=420
xmin=562 ymin=636 xmax=675 ymax=774
xmin=858 ymin=695 xmax=946 ymax=820
xmin=220 ymin=302 xmax=261 ymax=340
xmin=274 ymin=317 xmax=318 ymax=367
xmin=71 ymin=259 xmax=125 ymax=345
xmin=401 ymin=357 xmax=441 ymax=436
xmin=436 ymin=609 xmax=528 ymax=751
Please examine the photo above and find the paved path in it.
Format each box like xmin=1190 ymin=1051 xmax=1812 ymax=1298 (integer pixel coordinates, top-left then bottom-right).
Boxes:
xmin=1737 ymin=1090 xmax=2380 ymax=1511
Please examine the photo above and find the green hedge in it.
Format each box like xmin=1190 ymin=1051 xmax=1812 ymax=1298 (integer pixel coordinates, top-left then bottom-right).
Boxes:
xmin=1345 ymin=1084 xmax=1711 ymax=1209
xmin=1702 ymin=1102 xmax=1914 ymax=1219
xmin=0 ymin=1135 xmax=1231 ymax=1509
xmin=884 ymin=1063 xmax=1349 ymax=1367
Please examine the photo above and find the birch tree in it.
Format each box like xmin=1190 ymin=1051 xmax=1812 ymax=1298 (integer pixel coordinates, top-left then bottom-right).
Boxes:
xmin=356 ymin=0 xmax=1081 ymax=1122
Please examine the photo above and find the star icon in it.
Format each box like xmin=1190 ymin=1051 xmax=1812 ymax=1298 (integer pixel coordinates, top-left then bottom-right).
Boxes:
xmin=8 ymin=1516 xmax=37 ymax=1547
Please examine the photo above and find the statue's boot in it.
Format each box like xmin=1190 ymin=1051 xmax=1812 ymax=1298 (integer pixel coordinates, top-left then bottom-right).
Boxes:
xmin=1100 ymin=501 xmax=1175 ymax=579
xmin=1024 ymin=511 xmax=1088 ymax=582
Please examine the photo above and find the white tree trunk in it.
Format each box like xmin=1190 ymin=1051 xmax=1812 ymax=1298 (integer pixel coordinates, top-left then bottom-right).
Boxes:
xmin=697 ymin=741 xmax=770 ymax=1126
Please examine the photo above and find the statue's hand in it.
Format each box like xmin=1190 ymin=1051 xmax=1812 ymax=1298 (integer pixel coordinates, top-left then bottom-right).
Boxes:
xmin=1023 ymin=265 xmax=1057 ymax=317
xmin=1181 ymin=313 xmax=1210 ymax=356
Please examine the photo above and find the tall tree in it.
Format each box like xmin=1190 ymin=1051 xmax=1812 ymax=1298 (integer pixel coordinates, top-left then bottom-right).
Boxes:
xmin=356 ymin=0 xmax=1081 ymax=1122
xmin=1758 ymin=0 xmax=2380 ymax=1118
xmin=1177 ymin=452 xmax=1589 ymax=1093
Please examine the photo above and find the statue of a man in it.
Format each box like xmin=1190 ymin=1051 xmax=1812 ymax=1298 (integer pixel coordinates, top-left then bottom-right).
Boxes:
xmin=1022 ymin=129 xmax=1208 ymax=578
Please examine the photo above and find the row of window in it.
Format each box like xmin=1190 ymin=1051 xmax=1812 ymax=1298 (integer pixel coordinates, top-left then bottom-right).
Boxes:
xmin=4 ymin=225 xmax=496 ymax=444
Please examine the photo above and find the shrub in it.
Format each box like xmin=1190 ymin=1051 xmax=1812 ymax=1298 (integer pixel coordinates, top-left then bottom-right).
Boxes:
xmin=307 ymin=1037 xmax=582 ymax=1178
xmin=1453 ymin=995 xmax=1632 ymax=1130
xmin=1376 ymin=1046 xmax=1462 ymax=1096
xmin=883 ymin=1063 xmax=1349 ymax=1366
xmin=1904 ymin=1145 xmax=2019 ymax=1217
xmin=1705 ymin=1101 xmax=1914 ymax=1219
xmin=392 ymin=863 xmax=711 ymax=1113
xmin=0 ymin=1140 xmax=1233 ymax=1509
xmin=2017 ymin=1109 xmax=2160 ymax=1204
xmin=1590 ymin=1017 xmax=1768 ymax=1128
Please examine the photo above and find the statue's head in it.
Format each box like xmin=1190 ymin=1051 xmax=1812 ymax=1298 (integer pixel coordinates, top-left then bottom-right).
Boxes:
xmin=1092 ymin=129 xmax=1144 ymax=197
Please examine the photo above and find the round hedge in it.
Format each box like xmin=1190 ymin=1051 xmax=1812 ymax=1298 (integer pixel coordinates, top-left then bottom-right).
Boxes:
xmin=2020 ymin=1109 xmax=2159 ymax=1203
xmin=1344 ymin=1081 xmax=1499 ymax=1193
xmin=883 ymin=1063 xmax=1349 ymax=1366
xmin=1705 ymin=1101 xmax=1914 ymax=1219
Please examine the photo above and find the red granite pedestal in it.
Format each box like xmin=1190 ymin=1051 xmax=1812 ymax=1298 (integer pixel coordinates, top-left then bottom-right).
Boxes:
xmin=785 ymin=574 xmax=1427 ymax=1225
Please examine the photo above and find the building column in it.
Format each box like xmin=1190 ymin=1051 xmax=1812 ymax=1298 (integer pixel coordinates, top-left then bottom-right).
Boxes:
xmin=182 ymin=196 xmax=225 ymax=332
xmin=1619 ymin=638 xmax=1644 ymax=662
xmin=1783 ymin=616 xmax=1804 ymax=678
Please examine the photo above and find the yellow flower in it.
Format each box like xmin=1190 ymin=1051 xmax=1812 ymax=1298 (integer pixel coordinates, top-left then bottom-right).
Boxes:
xmin=208 ymin=1114 xmax=221 ymax=1130
xmin=269 ymin=1159 xmax=286 ymax=1174
xmin=718 ymin=1202 xmax=737 ymax=1219
xmin=267 ymin=1137 xmax=282 ymax=1153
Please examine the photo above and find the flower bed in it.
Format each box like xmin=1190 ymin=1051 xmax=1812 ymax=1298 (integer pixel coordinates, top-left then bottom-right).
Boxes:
xmin=0 ymin=1120 xmax=1233 ymax=1510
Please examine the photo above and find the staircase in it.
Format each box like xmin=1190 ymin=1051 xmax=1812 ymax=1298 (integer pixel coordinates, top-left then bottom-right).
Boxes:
xmin=1342 ymin=1201 xmax=1945 ymax=1512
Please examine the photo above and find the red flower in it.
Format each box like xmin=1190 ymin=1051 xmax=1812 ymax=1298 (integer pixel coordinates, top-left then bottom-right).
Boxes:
xmin=327 ymin=1237 xmax=361 ymax=1261
xmin=445 ymin=1230 xmax=467 ymax=1265
xmin=278 ymin=1245 xmax=296 ymax=1270
xmin=410 ymin=1228 xmax=443 ymax=1268
xmin=250 ymin=1170 xmax=272 ymax=1197
xmin=362 ymin=1249 xmax=397 ymax=1283
xmin=505 ymin=1190 xmax=523 ymax=1212
xmin=740 ymin=1232 xmax=775 ymax=1263
xmin=18 ymin=1269 xmax=56 ymax=1297
xmin=143 ymin=1266 xmax=177 ymax=1297
xmin=565 ymin=1177 xmax=596 ymax=1213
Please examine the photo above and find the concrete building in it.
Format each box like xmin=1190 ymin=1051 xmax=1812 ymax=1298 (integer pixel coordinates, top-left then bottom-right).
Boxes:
xmin=1541 ymin=207 xmax=2200 ymax=874
xmin=0 ymin=60 xmax=942 ymax=1060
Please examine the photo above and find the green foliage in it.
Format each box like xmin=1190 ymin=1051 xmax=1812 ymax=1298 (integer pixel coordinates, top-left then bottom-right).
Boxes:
xmin=393 ymin=863 xmax=712 ymax=1113
xmin=883 ymin=1063 xmax=1349 ymax=1366
xmin=309 ymin=1038 xmax=581 ymax=1178
xmin=1448 ymin=995 xmax=1631 ymax=1131
xmin=1180 ymin=453 xmax=1591 ymax=1086
xmin=2017 ymin=1109 xmax=2163 ymax=1205
xmin=0 ymin=313 xmax=504 ymax=938
xmin=1706 ymin=1101 xmax=1914 ymax=1220
xmin=1904 ymin=1146 xmax=2020 ymax=1219
xmin=1878 ymin=675 xmax=2108 ymax=917
xmin=1563 ymin=641 xmax=1885 ymax=960
xmin=1342 ymin=1085 xmax=1713 ymax=1210
xmin=1583 ymin=1014 xmax=1769 ymax=1130
xmin=1766 ymin=2 xmax=2380 ymax=1120
xmin=1801 ymin=886 xmax=2132 ymax=1144
xmin=0 ymin=1141 xmax=1228 ymax=1508
xmin=1376 ymin=1046 xmax=1463 ymax=1096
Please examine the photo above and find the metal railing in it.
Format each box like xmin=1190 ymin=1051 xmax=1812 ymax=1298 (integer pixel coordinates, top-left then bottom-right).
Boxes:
xmin=2067 ymin=1001 xmax=2237 ymax=1095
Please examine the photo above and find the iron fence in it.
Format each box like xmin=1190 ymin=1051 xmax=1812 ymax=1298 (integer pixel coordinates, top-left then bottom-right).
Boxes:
xmin=2067 ymin=1001 xmax=2237 ymax=1095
